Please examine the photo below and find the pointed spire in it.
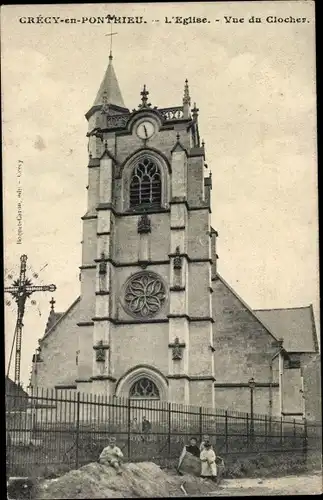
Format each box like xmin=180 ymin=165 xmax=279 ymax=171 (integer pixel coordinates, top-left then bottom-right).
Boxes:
xmin=183 ymin=79 xmax=191 ymax=106
xmin=138 ymin=85 xmax=151 ymax=109
xmin=93 ymin=55 xmax=126 ymax=108
xmin=50 ymin=297 xmax=55 ymax=312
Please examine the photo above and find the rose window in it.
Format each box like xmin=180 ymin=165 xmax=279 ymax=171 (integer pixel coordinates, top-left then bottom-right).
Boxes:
xmin=124 ymin=272 xmax=166 ymax=318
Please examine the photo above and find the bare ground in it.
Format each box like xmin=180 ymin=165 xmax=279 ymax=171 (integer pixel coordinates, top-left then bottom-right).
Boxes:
xmin=32 ymin=462 xmax=322 ymax=498
xmin=202 ymin=472 xmax=322 ymax=497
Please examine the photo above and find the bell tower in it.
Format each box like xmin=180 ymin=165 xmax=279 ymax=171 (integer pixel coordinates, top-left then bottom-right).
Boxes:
xmin=76 ymin=53 xmax=218 ymax=407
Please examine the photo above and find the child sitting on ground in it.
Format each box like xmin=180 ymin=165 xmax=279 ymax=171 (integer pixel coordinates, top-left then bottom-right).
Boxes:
xmin=99 ymin=436 xmax=124 ymax=475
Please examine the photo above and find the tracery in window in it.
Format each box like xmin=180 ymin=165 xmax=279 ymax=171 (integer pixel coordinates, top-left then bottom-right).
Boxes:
xmin=129 ymin=377 xmax=160 ymax=399
xmin=130 ymin=158 xmax=161 ymax=208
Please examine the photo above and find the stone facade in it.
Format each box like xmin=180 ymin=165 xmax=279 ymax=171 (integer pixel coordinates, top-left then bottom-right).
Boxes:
xmin=30 ymin=56 xmax=320 ymax=419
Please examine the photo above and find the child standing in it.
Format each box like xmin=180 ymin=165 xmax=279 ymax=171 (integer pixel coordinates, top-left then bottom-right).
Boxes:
xmin=99 ymin=436 xmax=124 ymax=475
xmin=200 ymin=442 xmax=217 ymax=483
xmin=200 ymin=434 xmax=212 ymax=452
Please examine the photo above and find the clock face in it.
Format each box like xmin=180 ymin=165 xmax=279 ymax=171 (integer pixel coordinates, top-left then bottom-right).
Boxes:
xmin=136 ymin=121 xmax=155 ymax=140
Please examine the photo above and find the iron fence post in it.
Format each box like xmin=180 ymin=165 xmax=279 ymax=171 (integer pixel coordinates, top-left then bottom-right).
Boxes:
xmin=199 ymin=407 xmax=203 ymax=442
xmin=303 ymin=417 xmax=308 ymax=463
xmin=246 ymin=413 xmax=249 ymax=449
xmin=225 ymin=410 xmax=228 ymax=453
xmin=248 ymin=378 xmax=255 ymax=447
xmin=75 ymin=392 xmax=80 ymax=469
xmin=127 ymin=399 xmax=131 ymax=460
xmin=264 ymin=415 xmax=267 ymax=449
xmin=167 ymin=403 xmax=171 ymax=456
xmin=280 ymin=416 xmax=283 ymax=448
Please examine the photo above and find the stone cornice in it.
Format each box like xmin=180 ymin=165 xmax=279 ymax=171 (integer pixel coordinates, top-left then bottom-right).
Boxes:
xmin=86 ymin=203 xmax=212 ymax=216
xmin=190 ymin=376 xmax=216 ymax=382
xmin=93 ymin=258 xmax=170 ymax=267
xmin=167 ymin=375 xmax=190 ymax=381
xmin=167 ymin=314 xmax=214 ymax=323
xmin=97 ymin=231 xmax=111 ymax=236
xmin=54 ymin=385 xmax=77 ymax=390
xmin=90 ymin=315 xmax=214 ymax=325
xmin=81 ymin=214 xmax=98 ymax=221
xmin=92 ymin=316 xmax=169 ymax=325
xmin=168 ymin=252 xmax=212 ymax=264
xmin=167 ymin=375 xmax=216 ymax=382
xmin=90 ymin=375 xmax=117 ymax=382
xmin=169 ymin=199 xmax=210 ymax=213
xmin=82 ymin=257 xmax=211 ymax=268
xmin=214 ymin=382 xmax=279 ymax=388
xmin=93 ymin=343 xmax=110 ymax=350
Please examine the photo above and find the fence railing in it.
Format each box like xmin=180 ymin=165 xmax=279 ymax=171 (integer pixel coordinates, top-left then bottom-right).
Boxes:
xmin=5 ymin=388 xmax=322 ymax=477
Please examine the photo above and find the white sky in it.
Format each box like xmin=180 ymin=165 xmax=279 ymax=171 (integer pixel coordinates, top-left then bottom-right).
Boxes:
xmin=1 ymin=2 xmax=318 ymax=387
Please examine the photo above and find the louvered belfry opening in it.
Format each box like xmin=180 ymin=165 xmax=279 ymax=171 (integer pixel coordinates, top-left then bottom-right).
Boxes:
xmin=130 ymin=158 xmax=161 ymax=209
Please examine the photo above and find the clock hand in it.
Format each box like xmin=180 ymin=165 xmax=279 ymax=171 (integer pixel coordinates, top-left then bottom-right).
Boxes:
xmin=143 ymin=125 xmax=148 ymax=138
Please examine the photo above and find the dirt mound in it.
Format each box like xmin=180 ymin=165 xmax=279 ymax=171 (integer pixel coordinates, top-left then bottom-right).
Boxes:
xmin=33 ymin=462 xmax=218 ymax=499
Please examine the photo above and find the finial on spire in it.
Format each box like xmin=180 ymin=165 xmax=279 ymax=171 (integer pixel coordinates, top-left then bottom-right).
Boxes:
xmin=176 ymin=133 xmax=180 ymax=141
xmin=105 ymin=26 xmax=118 ymax=61
xmin=139 ymin=85 xmax=151 ymax=109
xmin=183 ymin=79 xmax=191 ymax=106
xmin=50 ymin=297 xmax=55 ymax=311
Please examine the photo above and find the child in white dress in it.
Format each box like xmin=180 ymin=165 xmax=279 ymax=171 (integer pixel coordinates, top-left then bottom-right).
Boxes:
xmin=200 ymin=442 xmax=217 ymax=482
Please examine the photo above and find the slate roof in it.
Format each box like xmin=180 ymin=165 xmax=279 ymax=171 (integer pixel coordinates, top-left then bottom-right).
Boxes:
xmin=5 ymin=377 xmax=29 ymax=410
xmin=43 ymin=297 xmax=80 ymax=340
xmin=44 ymin=311 xmax=64 ymax=334
xmin=254 ymin=306 xmax=319 ymax=353
xmin=93 ymin=54 xmax=125 ymax=108
xmin=216 ymin=274 xmax=279 ymax=342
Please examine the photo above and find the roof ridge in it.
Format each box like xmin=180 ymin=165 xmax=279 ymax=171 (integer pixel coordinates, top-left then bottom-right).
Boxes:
xmin=254 ymin=305 xmax=312 ymax=312
xmin=309 ymin=304 xmax=320 ymax=353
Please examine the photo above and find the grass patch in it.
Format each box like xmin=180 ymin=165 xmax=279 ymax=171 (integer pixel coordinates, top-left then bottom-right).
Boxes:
xmin=223 ymin=450 xmax=322 ymax=479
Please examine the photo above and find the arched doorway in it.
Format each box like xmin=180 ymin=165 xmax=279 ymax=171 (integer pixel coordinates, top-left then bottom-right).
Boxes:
xmin=115 ymin=366 xmax=168 ymax=434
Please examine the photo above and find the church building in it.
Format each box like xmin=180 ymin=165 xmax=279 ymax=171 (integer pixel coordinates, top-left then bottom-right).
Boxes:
xmin=30 ymin=53 xmax=320 ymax=421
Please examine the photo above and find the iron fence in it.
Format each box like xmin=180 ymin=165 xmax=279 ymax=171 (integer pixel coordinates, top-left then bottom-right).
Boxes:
xmin=5 ymin=388 xmax=322 ymax=477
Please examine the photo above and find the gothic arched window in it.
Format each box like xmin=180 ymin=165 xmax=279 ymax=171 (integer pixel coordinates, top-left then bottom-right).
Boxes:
xmin=130 ymin=158 xmax=161 ymax=209
xmin=129 ymin=378 xmax=160 ymax=399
